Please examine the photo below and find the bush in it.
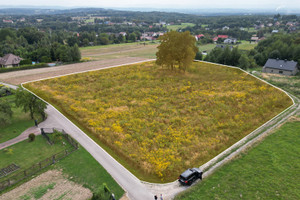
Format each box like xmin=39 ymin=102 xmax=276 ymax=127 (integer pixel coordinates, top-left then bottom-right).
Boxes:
xmin=195 ymin=51 xmax=203 ymax=60
xmin=28 ymin=133 xmax=36 ymax=142
xmin=40 ymin=56 xmax=52 ymax=63
xmin=20 ymin=59 xmax=32 ymax=65
xmin=0 ymin=63 xmax=49 ymax=74
xmin=91 ymin=183 xmax=112 ymax=200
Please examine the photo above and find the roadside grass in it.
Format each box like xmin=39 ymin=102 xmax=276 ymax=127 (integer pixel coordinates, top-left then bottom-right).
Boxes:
xmin=175 ymin=121 xmax=300 ymax=200
xmin=54 ymin=146 xmax=124 ymax=199
xmin=24 ymin=61 xmax=292 ymax=182
xmin=0 ymin=135 xmax=72 ymax=178
xmin=0 ymin=95 xmax=38 ymax=144
xmin=259 ymin=73 xmax=300 ymax=99
xmin=166 ymin=23 xmax=195 ymax=31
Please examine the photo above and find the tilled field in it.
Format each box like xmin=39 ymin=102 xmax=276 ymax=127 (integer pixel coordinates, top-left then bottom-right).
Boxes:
xmin=0 ymin=170 xmax=92 ymax=200
xmin=0 ymin=57 xmax=150 ymax=85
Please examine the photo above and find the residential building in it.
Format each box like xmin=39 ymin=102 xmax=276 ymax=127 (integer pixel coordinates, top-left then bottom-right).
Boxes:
xmin=0 ymin=54 xmax=23 ymax=68
xmin=263 ymin=59 xmax=299 ymax=76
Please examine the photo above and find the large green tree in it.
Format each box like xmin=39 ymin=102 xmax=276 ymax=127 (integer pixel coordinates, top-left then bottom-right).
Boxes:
xmin=15 ymin=88 xmax=47 ymax=120
xmin=156 ymin=31 xmax=198 ymax=71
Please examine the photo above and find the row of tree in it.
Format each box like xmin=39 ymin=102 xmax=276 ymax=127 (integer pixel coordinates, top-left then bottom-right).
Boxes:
xmin=0 ymin=28 xmax=81 ymax=63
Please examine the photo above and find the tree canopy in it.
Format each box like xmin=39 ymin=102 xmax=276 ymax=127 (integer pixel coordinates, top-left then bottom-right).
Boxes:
xmin=15 ymin=88 xmax=47 ymax=120
xmin=156 ymin=31 xmax=198 ymax=71
xmin=0 ymin=100 xmax=13 ymax=126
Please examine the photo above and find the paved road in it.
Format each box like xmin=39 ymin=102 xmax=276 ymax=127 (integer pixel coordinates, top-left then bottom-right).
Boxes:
xmin=39 ymin=105 xmax=154 ymax=200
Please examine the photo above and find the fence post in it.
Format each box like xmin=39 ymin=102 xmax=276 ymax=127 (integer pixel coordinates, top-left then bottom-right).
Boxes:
xmin=65 ymin=149 xmax=68 ymax=155
xmin=39 ymin=162 xmax=42 ymax=169
xmin=52 ymin=155 xmax=55 ymax=164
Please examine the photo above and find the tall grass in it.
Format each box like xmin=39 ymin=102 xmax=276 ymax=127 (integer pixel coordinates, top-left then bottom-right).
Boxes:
xmin=24 ymin=61 xmax=292 ymax=182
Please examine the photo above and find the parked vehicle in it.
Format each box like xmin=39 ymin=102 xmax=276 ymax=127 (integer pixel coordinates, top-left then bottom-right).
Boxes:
xmin=178 ymin=168 xmax=203 ymax=186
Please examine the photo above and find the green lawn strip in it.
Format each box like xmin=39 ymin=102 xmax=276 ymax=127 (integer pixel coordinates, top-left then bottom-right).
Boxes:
xmin=0 ymin=135 xmax=72 ymax=175
xmin=0 ymin=95 xmax=38 ymax=143
xmin=176 ymin=121 xmax=300 ymax=200
xmin=54 ymin=146 xmax=124 ymax=199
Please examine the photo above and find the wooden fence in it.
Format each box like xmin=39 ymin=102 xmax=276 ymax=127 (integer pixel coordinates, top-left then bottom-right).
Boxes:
xmin=0 ymin=129 xmax=78 ymax=192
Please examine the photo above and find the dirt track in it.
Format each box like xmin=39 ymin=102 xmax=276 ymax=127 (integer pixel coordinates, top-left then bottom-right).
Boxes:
xmin=0 ymin=57 xmax=150 ymax=85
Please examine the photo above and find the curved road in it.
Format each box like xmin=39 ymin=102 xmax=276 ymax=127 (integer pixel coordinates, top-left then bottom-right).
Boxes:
xmin=39 ymin=105 xmax=154 ymax=200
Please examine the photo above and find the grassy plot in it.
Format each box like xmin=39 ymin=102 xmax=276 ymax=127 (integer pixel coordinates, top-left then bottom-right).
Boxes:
xmin=54 ymin=147 xmax=124 ymax=199
xmin=198 ymin=40 xmax=256 ymax=54
xmin=237 ymin=40 xmax=257 ymax=51
xmin=166 ymin=23 xmax=195 ymax=31
xmin=79 ymin=41 xmax=154 ymax=51
xmin=0 ymin=135 xmax=72 ymax=174
xmin=80 ymin=42 xmax=158 ymax=61
xmin=198 ymin=44 xmax=217 ymax=53
xmin=0 ymin=95 xmax=37 ymax=143
xmin=175 ymin=120 xmax=300 ymax=200
xmin=24 ymin=61 xmax=292 ymax=182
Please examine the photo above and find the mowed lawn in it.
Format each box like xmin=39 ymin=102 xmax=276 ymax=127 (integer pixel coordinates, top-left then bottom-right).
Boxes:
xmin=176 ymin=120 xmax=300 ymax=200
xmin=166 ymin=23 xmax=196 ymax=31
xmin=0 ymin=135 xmax=71 ymax=179
xmin=0 ymin=95 xmax=36 ymax=143
xmin=24 ymin=61 xmax=292 ymax=182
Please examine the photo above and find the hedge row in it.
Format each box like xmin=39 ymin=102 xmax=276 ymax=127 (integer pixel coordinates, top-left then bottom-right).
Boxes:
xmin=0 ymin=63 xmax=50 ymax=73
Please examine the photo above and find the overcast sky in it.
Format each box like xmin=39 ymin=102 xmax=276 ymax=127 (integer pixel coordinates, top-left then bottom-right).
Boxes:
xmin=1 ymin=0 xmax=299 ymax=10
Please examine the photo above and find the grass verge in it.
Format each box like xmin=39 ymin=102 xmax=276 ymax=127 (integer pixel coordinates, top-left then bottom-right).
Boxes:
xmin=175 ymin=121 xmax=300 ymax=200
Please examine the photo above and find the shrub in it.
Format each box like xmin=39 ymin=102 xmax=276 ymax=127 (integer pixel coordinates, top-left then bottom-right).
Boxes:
xmin=28 ymin=133 xmax=36 ymax=142
xmin=91 ymin=183 xmax=112 ymax=200
xmin=20 ymin=59 xmax=32 ymax=65
xmin=0 ymin=63 xmax=49 ymax=74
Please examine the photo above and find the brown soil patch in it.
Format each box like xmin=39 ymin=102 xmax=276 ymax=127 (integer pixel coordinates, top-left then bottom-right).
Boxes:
xmin=0 ymin=170 xmax=92 ymax=200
